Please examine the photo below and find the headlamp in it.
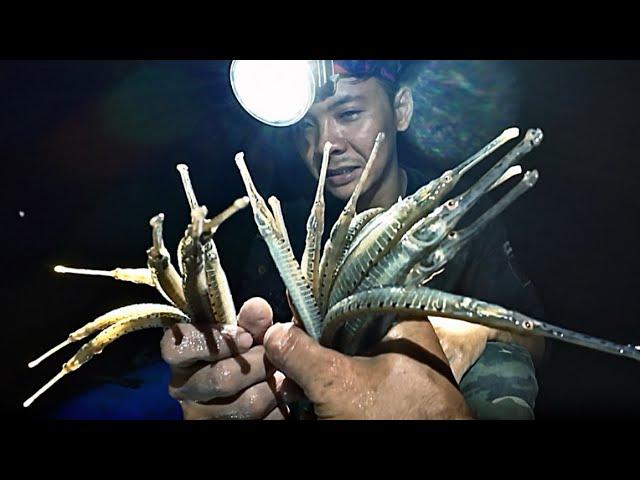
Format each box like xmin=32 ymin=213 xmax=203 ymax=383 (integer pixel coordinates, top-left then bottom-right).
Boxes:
xmin=229 ymin=60 xmax=335 ymax=127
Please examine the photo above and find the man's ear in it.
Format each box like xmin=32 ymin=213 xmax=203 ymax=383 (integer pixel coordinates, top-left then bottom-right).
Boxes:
xmin=394 ymin=86 xmax=413 ymax=132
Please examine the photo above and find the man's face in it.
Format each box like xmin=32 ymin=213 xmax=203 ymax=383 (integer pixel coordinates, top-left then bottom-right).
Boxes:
xmin=293 ymin=77 xmax=401 ymax=201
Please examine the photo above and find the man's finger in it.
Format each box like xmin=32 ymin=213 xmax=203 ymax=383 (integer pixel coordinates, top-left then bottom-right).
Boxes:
xmin=263 ymin=322 xmax=345 ymax=402
xmin=180 ymin=381 xmax=279 ymax=420
xmin=376 ymin=319 xmax=449 ymax=362
xmin=370 ymin=320 xmax=459 ymax=388
xmin=161 ymin=323 xmax=253 ymax=368
xmin=169 ymin=346 xmax=268 ymax=402
xmin=237 ymin=297 xmax=273 ymax=344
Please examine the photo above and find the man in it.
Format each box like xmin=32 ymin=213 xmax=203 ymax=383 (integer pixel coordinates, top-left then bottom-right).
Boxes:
xmin=161 ymin=60 xmax=545 ymax=420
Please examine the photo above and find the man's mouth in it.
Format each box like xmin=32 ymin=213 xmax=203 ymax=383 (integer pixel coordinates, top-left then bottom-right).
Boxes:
xmin=327 ymin=166 xmax=360 ymax=178
xmin=326 ymin=166 xmax=362 ymax=187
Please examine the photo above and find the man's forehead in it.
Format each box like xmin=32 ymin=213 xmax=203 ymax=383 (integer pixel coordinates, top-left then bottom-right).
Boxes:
xmin=312 ymin=77 xmax=381 ymax=109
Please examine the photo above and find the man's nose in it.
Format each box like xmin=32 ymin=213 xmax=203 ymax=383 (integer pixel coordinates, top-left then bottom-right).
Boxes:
xmin=316 ymin=120 xmax=346 ymax=157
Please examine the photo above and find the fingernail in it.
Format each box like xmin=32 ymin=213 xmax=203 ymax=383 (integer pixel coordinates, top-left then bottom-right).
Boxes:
xmin=263 ymin=323 xmax=280 ymax=347
xmin=269 ymin=324 xmax=301 ymax=357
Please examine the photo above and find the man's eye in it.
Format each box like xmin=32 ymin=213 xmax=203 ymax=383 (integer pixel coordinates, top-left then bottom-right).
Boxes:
xmin=339 ymin=110 xmax=362 ymax=120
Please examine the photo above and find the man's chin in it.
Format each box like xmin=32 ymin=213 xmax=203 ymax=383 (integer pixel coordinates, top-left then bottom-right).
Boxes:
xmin=327 ymin=183 xmax=357 ymax=202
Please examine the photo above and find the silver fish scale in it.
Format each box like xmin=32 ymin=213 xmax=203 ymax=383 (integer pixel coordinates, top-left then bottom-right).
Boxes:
xmin=237 ymin=129 xmax=640 ymax=366
xmin=343 ymin=197 xmax=419 ymax=262
xmin=325 ymin=209 xmax=385 ymax=300
xmin=323 ymin=287 xmax=640 ymax=362
xmin=266 ymin=235 xmax=323 ymax=338
xmin=340 ymin=208 xmax=385 ymax=262
xmin=358 ymin=216 xmax=449 ymax=292
xmin=329 ymin=219 xmax=404 ymax=308
xmin=526 ymin=316 xmax=640 ymax=360
xmin=330 ymin=178 xmax=457 ymax=311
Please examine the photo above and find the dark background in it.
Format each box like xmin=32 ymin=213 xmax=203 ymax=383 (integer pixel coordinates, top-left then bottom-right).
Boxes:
xmin=3 ymin=60 xmax=640 ymax=420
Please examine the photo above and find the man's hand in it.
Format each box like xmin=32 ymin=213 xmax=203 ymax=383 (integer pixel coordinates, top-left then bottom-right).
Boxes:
xmin=428 ymin=317 xmax=498 ymax=383
xmin=160 ymin=297 xmax=289 ymax=420
xmin=162 ymin=297 xmax=475 ymax=420
xmin=429 ymin=316 xmax=545 ymax=383
xmin=263 ymin=320 xmax=474 ymax=420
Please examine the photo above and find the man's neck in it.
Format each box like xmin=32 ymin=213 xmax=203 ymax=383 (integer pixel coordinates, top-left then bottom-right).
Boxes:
xmin=358 ymin=161 xmax=407 ymax=211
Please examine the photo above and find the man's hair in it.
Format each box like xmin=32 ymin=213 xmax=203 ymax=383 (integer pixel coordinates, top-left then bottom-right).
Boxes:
xmin=322 ymin=60 xmax=407 ymax=103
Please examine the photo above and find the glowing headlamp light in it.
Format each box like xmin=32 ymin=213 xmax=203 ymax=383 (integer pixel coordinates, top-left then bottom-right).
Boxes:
xmin=230 ymin=60 xmax=334 ymax=127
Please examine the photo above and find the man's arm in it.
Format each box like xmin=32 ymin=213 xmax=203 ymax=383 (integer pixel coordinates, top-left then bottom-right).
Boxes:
xmin=429 ymin=208 xmax=547 ymax=370
xmin=429 ymin=316 xmax=544 ymax=383
xmin=429 ymin=214 xmax=545 ymax=419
